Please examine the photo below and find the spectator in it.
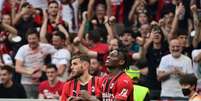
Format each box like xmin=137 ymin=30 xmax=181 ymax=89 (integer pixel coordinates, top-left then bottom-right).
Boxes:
xmin=0 ymin=14 xmax=19 ymax=68
xmin=0 ymin=0 xmax=4 ymax=14
xmin=40 ymin=3 xmax=69 ymax=43
xmin=157 ymin=39 xmax=193 ymax=100
xmin=0 ymin=65 xmax=26 ymax=98
xmin=15 ymin=29 xmax=57 ymax=98
xmin=38 ymin=64 xmax=64 ymax=99
xmin=61 ymin=55 xmax=101 ymax=101
xmin=60 ymin=0 xmax=84 ymax=33
xmin=192 ymin=49 xmax=201 ymax=93
xmin=89 ymin=57 xmax=107 ymax=77
xmin=106 ymin=0 xmax=125 ymax=23
xmin=101 ymin=49 xmax=133 ymax=101
xmin=139 ymin=24 xmax=151 ymax=39
xmin=133 ymin=25 xmax=169 ymax=100
xmin=180 ymin=74 xmax=201 ymax=101
xmin=40 ymin=21 xmax=71 ymax=82
xmin=26 ymin=0 xmax=48 ymax=10
xmin=51 ymin=32 xmax=71 ymax=82
xmin=119 ymin=28 xmax=140 ymax=54
xmin=0 ymin=14 xmax=18 ymax=56
xmin=191 ymin=4 xmax=201 ymax=49
xmin=46 ymin=1 xmax=66 ymax=35
xmin=13 ymin=2 xmax=37 ymax=46
xmin=129 ymin=0 xmax=147 ymax=26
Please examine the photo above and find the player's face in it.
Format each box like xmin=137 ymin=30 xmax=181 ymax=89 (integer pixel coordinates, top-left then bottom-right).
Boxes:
xmin=70 ymin=58 xmax=84 ymax=78
xmin=105 ymin=50 xmax=121 ymax=67
xmin=89 ymin=58 xmax=101 ymax=75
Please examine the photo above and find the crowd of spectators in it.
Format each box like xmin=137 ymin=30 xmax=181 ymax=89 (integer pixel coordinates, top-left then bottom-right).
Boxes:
xmin=0 ymin=0 xmax=201 ymax=101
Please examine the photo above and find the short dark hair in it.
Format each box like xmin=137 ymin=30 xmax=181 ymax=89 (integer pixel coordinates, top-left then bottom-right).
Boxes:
xmin=21 ymin=2 xmax=31 ymax=8
xmin=26 ymin=28 xmax=40 ymax=39
xmin=115 ymin=48 xmax=131 ymax=69
xmin=96 ymin=3 xmax=107 ymax=11
xmin=161 ymin=4 xmax=175 ymax=18
xmin=71 ymin=54 xmax=90 ymax=63
xmin=46 ymin=64 xmax=58 ymax=71
xmin=48 ymin=0 xmax=59 ymax=6
xmin=176 ymin=28 xmax=188 ymax=37
xmin=0 ymin=65 xmax=14 ymax=74
xmin=120 ymin=28 xmax=137 ymax=38
xmin=52 ymin=31 xmax=66 ymax=40
xmin=180 ymin=74 xmax=198 ymax=86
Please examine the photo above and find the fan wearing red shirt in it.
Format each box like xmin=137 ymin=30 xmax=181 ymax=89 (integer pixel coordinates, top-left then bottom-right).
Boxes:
xmin=38 ymin=64 xmax=64 ymax=99
xmin=35 ymin=1 xmax=66 ymax=35
xmin=101 ymin=49 xmax=133 ymax=101
xmin=61 ymin=55 xmax=101 ymax=101
xmin=107 ymin=0 xmax=125 ymax=23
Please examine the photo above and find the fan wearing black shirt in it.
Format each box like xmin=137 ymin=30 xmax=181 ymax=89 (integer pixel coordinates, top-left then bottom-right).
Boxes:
xmin=0 ymin=65 xmax=26 ymax=98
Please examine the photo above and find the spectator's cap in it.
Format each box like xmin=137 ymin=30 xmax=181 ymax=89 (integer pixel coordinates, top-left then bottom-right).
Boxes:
xmin=180 ymin=74 xmax=198 ymax=86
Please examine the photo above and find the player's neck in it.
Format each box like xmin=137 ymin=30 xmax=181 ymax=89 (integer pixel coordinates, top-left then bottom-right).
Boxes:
xmin=110 ymin=68 xmax=122 ymax=76
xmin=79 ymin=72 xmax=92 ymax=85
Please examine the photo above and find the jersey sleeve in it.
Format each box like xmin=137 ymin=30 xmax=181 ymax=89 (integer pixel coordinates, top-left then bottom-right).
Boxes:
xmin=114 ymin=76 xmax=133 ymax=100
xmin=61 ymin=81 xmax=71 ymax=101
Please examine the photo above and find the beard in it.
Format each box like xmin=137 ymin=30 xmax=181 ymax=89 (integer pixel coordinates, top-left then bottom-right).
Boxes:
xmin=68 ymin=71 xmax=83 ymax=80
xmin=89 ymin=69 xmax=100 ymax=76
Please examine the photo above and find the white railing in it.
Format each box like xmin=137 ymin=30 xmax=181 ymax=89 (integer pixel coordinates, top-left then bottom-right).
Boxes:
xmin=0 ymin=99 xmax=58 ymax=101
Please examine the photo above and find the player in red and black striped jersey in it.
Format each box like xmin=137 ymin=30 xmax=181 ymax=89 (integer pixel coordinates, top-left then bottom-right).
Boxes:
xmin=61 ymin=55 xmax=101 ymax=101
xmin=101 ymin=49 xmax=134 ymax=101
